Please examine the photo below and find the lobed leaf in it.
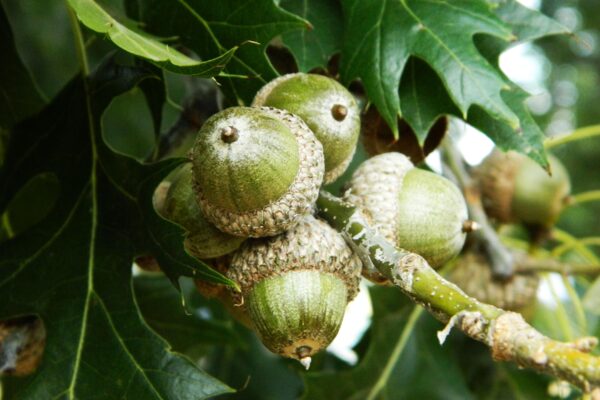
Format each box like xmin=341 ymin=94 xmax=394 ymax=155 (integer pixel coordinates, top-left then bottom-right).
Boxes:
xmin=127 ymin=0 xmax=307 ymax=104
xmin=280 ymin=0 xmax=344 ymax=72
xmin=0 ymin=58 xmax=232 ymax=399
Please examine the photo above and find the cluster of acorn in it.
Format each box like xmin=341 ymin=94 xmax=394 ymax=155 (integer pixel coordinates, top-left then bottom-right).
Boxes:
xmin=155 ymin=73 xmax=572 ymax=368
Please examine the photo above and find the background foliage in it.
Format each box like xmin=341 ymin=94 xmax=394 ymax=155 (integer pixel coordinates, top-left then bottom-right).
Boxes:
xmin=1 ymin=0 xmax=599 ymax=399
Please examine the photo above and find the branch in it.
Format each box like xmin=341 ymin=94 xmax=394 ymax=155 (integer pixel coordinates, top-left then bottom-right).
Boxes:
xmin=440 ymin=139 xmax=515 ymax=278
xmin=317 ymin=191 xmax=600 ymax=393
xmin=514 ymin=255 xmax=600 ymax=276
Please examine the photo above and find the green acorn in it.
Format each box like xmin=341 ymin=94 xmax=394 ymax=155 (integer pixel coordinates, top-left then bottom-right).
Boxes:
xmin=190 ymin=106 xmax=324 ymax=238
xmin=161 ymin=163 xmax=245 ymax=259
xmin=448 ymin=251 xmax=539 ymax=311
xmin=476 ymin=150 xmax=571 ymax=228
xmin=346 ymin=152 xmax=470 ymax=281
xmin=227 ymin=215 xmax=362 ymax=368
xmin=252 ymin=73 xmax=360 ymax=184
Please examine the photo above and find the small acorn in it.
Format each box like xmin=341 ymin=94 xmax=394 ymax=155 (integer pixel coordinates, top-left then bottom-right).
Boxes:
xmin=475 ymin=150 xmax=571 ymax=229
xmin=227 ymin=215 xmax=362 ymax=368
xmin=190 ymin=106 xmax=324 ymax=238
xmin=346 ymin=152 xmax=470 ymax=281
xmin=448 ymin=251 xmax=539 ymax=311
xmin=252 ymin=73 xmax=360 ymax=184
xmin=161 ymin=163 xmax=245 ymax=259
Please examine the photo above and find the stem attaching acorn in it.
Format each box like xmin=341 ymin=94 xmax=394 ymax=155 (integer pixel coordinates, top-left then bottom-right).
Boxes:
xmin=346 ymin=152 xmax=470 ymax=282
xmin=190 ymin=106 xmax=325 ymax=238
xmin=476 ymin=150 xmax=571 ymax=229
xmin=252 ymin=73 xmax=360 ymax=184
xmin=227 ymin=215 xmax=362 ymax=368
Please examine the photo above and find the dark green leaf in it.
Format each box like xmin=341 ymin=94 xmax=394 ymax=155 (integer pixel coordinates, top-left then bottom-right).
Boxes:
xmin=303 ymin=287 xmax=473 ymax=400
xmin=0 ymin=59 xmax=232 ymax=399
xmin=129 ymin=0 xmax=306 ymax=104
xmin=136 ymin=60 xmax=166 ymax=139
xmin=134 ymin=275 xmax=241 ymax=352
xmin=399 ymin=58 xmax=460 ymax=145
xmin=0 ymin=2 xmax=45 ymax=129
xmin=468 ymin=87 xmax=548 ymax=166
xmin=280 ymin=0 xmax=343 ymax=72
xmin=67 ymin=0 xmax=237 ymax=76
xmin=340 ymin=0 xmax=516 ymax=137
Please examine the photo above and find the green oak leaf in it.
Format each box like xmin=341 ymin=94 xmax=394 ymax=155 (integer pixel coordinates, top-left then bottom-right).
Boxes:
xmin=302 ymin=287 xmax=473 ymax=400
xmin=493 ymin=0 xmax=569 ymax=44
xmin=0 ymin=58 xmax=233 ymax=399
xmin=127 ymin=0 xmax=307 ymax=104
xmin=398 ymin=0 xmax=568 ymax=166
xmin=340 ymin=0 xmax=517 ymax=137
xmin=280 ymin=0 xmax=343 ymax=72
xmin=134 ymin=275 xmax=242 ymax=353
xmin=0 ymin=3 xmax=45 ymax=130
xmin=67 ymin=0 xmax=237 ymax=76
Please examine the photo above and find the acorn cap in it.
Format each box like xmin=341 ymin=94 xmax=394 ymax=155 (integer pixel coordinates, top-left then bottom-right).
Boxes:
xmin=253 ymin=73 xmax=360 ymax=184
xmin=191 ymin=106 xmax=324 ymax=238
xmin=448 ymin=251 xmax=539 ymax=311
xmin=346 ymin=152 xmax=468 ymax=272
xmin=476 ymin=150 xmax=571 ymax=227
xmin=162 ymin=164 xmax=245 ymax=259
xmin=227 ymin=215 xmax=362 ymax=364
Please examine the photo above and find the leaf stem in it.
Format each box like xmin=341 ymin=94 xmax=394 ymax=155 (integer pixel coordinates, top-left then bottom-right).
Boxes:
xmin=67 ymin=5 xmax=90 ymax=76
xmin=545 ymin=124 xmax=600 ymax=149
xmin=366 ymin=306 xmax=423 ymax=400
xmin=552 ymin=229 xmax=600 ymax=264
xmin=571 ymin=190 xmax=600 ymax=206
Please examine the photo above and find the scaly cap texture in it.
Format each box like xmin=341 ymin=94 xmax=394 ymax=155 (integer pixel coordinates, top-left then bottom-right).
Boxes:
xmin=449 ymin=251 xmax=539 ymax=311
xmin=191 ymin=106 xmax=324 ymax=238
xmin=347 ymin=152 xmax=468 ymax=271
xmin=162 ymin=164 xmax=245 ymax=259
xmin=227 ymin=215 xmax=362 ymax=362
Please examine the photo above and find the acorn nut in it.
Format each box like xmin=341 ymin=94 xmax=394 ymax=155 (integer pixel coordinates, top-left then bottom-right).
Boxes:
xmin=160 ymin=163 xmax=245 ymax=259
xmin=346 ymin=152 xmax=470 ymax=281
xmin=190 ymin=106 xmax=325 ymax=238
xmin=448 ymin=251 xmax=539 ymax=311
xmin=476 ymin=150 xmax=571 ymax=228
xmin=227 ymin=215 xmax=362 ymax=368
xmin=253 ymin=73 xmax=360 ymax=184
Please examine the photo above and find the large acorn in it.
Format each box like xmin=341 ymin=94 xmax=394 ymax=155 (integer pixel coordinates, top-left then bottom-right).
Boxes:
xmin=190 ymin=106 xmax=324 ymax=238
xmin=346 ymin=152 xmax=469 ymax=281
xmin=160 ymin=163 xmax=245 ymax=259
xmin=227 ymin=215 xmax=362 ymax=368
xmin=476 ymin=150 xmax=571 ymax=228
xmin=252 ymin=73 xmax=360 ymax=184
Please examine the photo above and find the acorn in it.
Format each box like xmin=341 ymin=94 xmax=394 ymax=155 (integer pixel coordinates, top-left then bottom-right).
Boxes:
xmin=346 ymin=152 xmax=470 ymax=281
xmin=448 ymin=251 xmax=539 ymax=311
xmin=227 ymin=215 xmax=362 ymax=368
xmin=161 ymin=163 xmax=245 ymax=259
xmin=252 ymin=73 xmax=360 ymax=184
xmin=190 ymin=106 xmax=324 ymax=238
xmin=475 ymin=150 xmax=571 ymax=228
